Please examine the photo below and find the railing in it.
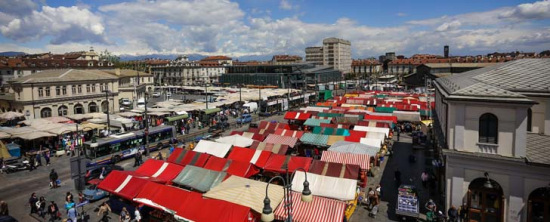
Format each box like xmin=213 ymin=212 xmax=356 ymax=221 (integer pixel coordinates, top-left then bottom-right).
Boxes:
xmin=476 ymin=143 xmax=498 ymax=154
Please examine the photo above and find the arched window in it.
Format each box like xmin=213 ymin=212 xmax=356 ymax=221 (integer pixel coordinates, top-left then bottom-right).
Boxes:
xmin=74 ymin=104 xmax=84 ymax=114
xmin=479 ymin=113 xmax=498 ymax=144
xmin=88 ymin=102 xmax=98 ymax=113
xmin=468 ymin=176 xmax=503 ymax=222
xmin=527 ymin=108 xmax=533 ymax=132
xmin=58 ymin=105 xmax=68 ymax=116
xmin=528 ymin=187 xmax=550 ymax=222
xmin=40 ymin=108 xmax=52 ymax=118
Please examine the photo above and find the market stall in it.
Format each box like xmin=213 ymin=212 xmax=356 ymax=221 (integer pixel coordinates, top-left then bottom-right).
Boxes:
xmin=274 ymin=191 xmax=346 ymax=222
xmin=308 ymin=160 xmax=360 ymax=180
xmin=98 ymin=170 xmax=148 ymax=200
xmin=226 ymin=146 xmax=271 ymax=168
xmin=203 ymin=156 xmax=260 ymax=178
xmin=300 ymin=133 xmax=329 ymax=147
xmin=215 ymin=135 xmax=254 ymax=147
xmin=250 ymin=141 xmax=289 ymax=155
xmin=353 ymin=126 xmax=390 ymax=137
xmin=392 ymin=111 xmax=422 ymax=122
xmin=328 ymin=141 xmax=380 ymax=156
xmin=355 ymin=121 xmax=391 ymax=128
xmin=284 ymin=111 xmax=311 ymax=121
xmin=263 ymin=154 xmax=312 ymax=174
xmin=166 ymin=148 xmax=211 ymax=167
xmin=263 ymin=134 xmax=298 ymax=148
xmin=134 ymin=159 xmax=184 ymax=184
xmin=193 ymin=140 xmax=232 ymax=158
xmin=312 ymin=126 xmax=350 ymax=136
xmin=326 ymin=135 xmax=346 ymax=146
xmin=291 ymin=171 xmax=357 ymax=201
xmin=303 ymin=118 xmax=332 ymax=127
xmin=258 ymin=121 xmax=290 ymax=130
xmin=273 ymin=128 xmax=304 ymax=138
xmin=320 ymin=151 xmax=370 ymax=171
xmin=171 ymin=165 xmax=227 ymax=192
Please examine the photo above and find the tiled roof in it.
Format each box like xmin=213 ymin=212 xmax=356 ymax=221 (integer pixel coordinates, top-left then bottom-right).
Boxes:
xmin=272 ymin=55 xmax=302 ymax=61
xmin=103 ymin=69 xmax=153 ymax=77
xmin=12 ymin=69 xmax=118 ymax=84
xmin=202 ymin=56 xmax=232 ymax=61
xmin=352 ymin=59 xmax=380 ymax=66
xmin=452 ymin=82 xmax=525 ymax=98
xmin=526 ymin=133 xmax=550 ymax=165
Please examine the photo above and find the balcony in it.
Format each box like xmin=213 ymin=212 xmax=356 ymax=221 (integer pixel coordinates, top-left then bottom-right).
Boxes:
xmin=476 ymin=143 xmax=498 ymax=154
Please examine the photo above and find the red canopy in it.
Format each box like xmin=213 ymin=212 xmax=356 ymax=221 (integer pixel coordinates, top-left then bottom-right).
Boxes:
xmin=263 ymin=134 xmax=298 ymax=148
xmin=167 ymin=148 xmax=211 ymax=167
xmin=258 ymin=121 xmax=290 ymax=130
xmin=227 ymin=146 xmax=271 ymax=168
xmin=203 ymin=156 xmax=260 ymax=178
xmin=274 ymin=191 xmax=345 ymax=222
xmin=274 ymin=128 xmax=304 ymax=138
xmin=308 ymin=160 xmax=359 ymax=180
xmin=321 ymin=151 xmax=370 ymax=170
xmin=363 ymin=115 xmax=398 ymax=123
xmin=230 ymin=131 xmax=244 ymax=136
xmin=133 ymin=181 xmax=195 ymax=214
xmin=284 ymin=111 xmax=311 ymax=121
xmin=250 ymin=141 xmax=289 ymax=155
xmin=356 ymin=121 xmax=391 ymax=128
xmin=98 ymin=170 xmax=148 ymax=200
xmin=320 ymin=123 xmax=352 ymax=129
xmin=263 ymin=154 xmax=312 ymax=174
xmin=134 ymin=159 xmax=184 ymax=184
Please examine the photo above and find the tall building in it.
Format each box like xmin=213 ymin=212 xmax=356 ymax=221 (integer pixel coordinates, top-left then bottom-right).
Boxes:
xmin=444 ymin=45 xmax=449 ymax=58
xmin=305 ymin=47 xmax=323 ymax=65
xmin=322 ymin=38 xmax=352 ymax=73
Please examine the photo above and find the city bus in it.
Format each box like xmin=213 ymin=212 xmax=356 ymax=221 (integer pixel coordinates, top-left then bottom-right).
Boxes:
xmin=83 ymin=125 xmax=176 ymax=166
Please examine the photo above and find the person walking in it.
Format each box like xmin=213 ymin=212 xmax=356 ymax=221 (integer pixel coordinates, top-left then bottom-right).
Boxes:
xmin=421 ymin=171 xmax=429 ymax=188
xmin=448 ymin=205 xmax=458 ymax=222
xmin=459 ymin=203 xmax=468 ymax=222
xmin=394 ymin=168 xmax=402 ymax=185
xmin=47 ymin=201 xmax=59 ymax=222
xmin=0 ymin=201 xmax=16 ymax=222
xmin=44 ymin=150 xmax=50 ymax=166
xmin=67 ymin=203 xmax=77 ymax=222
xmin=50 ymin=169 xmax=59 ymax=188
xmin=37 ymin=196 xmax=46 ymax=219
xmin=133 ymin=151 xmax=140 ymax=167
xmin=120 ymin=207 xmax=131 ymax=222
xmin=134 ymin=206 xmax=142 ymax=222
xmin=98 ymin=201 xmax=112 ymax=219
xmin=28 ymin=193 xmax=38 ymax=215
xmin=28 ymin=155 xmax=35 ymax=171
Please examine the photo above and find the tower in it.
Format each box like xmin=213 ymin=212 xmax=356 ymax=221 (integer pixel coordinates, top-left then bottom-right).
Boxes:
xmin=444 ymin=45 xmax=449 ymax=58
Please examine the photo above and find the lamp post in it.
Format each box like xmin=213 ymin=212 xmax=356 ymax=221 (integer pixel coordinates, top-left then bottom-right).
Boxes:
xmin=205 ymin=83 xmax=208 ymax=109
xmin=144 ymin=92 xmax=150 ymax=156
xmin=261 ymin=167 xmax=312 ymax=222
xmin=103 ymin=90 xmax=111 ymax=136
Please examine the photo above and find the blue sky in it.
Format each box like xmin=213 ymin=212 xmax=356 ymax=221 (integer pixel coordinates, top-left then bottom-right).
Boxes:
xmin=1 ymin=0 xmax=549 ymax=58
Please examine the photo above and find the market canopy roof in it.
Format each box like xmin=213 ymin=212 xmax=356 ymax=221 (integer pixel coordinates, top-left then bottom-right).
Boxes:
xmin=258 ymin=121 xmax=290 ymax=130
xmin=165 ymin=114 xmax=189 ymax=122
xmin=117 ymin=112 xmax=141 ymax=118
xmin=300 ymin=133 xmax=329 ymax=147
xmin=193 ymin=140 xmax=232 ymax=158
xmin=308 ymin=159 xmax=359 ymax=180
xmin=327 ymin=135 xmax=345 ymax=146
xmin=215 ymin=135 xmax=254 ymax=147
xmin=263 ymin=134 xmax=298 ymax=148
xmin=274 ymin=191 xmax=346 ymax=222
xmin=227 ymin=146 xmax=271 ymax=168
xmin=241 ymin=132 xmax=266 ymax=141
xmin=166 ymin=148 xmax=211 ymax=167
xmin=203 ymin=176 xmax=284 ymax=213
xmin=263 ymin=154 xmax=312 ymax=174
xmin=328 ymin=141 xmax=380 ymax=156
xmin=353 ymin=126 xmax=390 ymax=137
xmin=0 ymin=131 xmax=10 ymax=139
xmin=284 ymin=111 xmax=311 ymax=121
xmin=393 ymin=110 xmax=421 ymax=122
xmin=133 ymin=181 xmax=190 ymax=214
xmin=363 ymin=115 xmax=398 ymax=123
xmin=320 ymin=123 xmax=352 ymax=129
xmin=203 ymin=156 xmax=260 ymax=178
xmin=203 ymin=108 xmax=221 ymax=115
xmin=250 ymin=141 xmax=288 ymax=155
xmin=98 ymin=170 xmax=149 ymax=200
xmin=321 ymin=151 xmax=370 ymax=170
xmin=292 ymin=171 xmax=357 ymax=201
xmin=66 ymin=113 xmax=93 ymax=121
xmin=312 ymin=126 xmax=350 ymax=136
xmin=0 ymin=111 xmax=24 ymax=120
xmin=172 ymin=165 xmax=226 ymax=192
xmin=13 ymin=131 xmax=56 ymax=140
xmin=304 ymin=118 xmax=332 ymax=127
xmin=274 ymin=128 xmax=304 ymax=138
xmin=333 ymin=116 xmax=360 ymax=124
xmin=356 ymin=121 xmax=391 ymax=128
xmin=134 ymin=159 xmax=184 ymax=184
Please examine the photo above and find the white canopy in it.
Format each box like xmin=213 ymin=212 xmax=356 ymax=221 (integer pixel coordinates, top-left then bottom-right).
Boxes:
xmin=0 ymin=111 xmax=24 ymax=120
xmin=352 ymin=126 xmax=390 ymax=137
xmin=392 ymin=111 xmax=421 ymax=122
xmin=328 ymin=141 xmax=380 ymax=156
xmin=291 ymin=171 xmax=357 ymax=201
xmin=215 ymin=135 xmax=254 ymax=147
xmin=193 ymin=140 xmax=232 ymax=158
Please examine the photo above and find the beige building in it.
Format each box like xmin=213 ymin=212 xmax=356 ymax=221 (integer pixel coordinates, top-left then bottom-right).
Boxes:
xmin=271 ymin=55 xmax=302 ymax=65
xmin=323 ymin=37 xmax=352 ymax=74
xmin=3 ymin=69 xmax=120 ymax=119
xmin=305 ymin=47 xmax=323 ymax=65
xmin=151 ymin=56 xmax=227 ymax=86
xmin=433 ymin=59 xmax=550 ymax=222
xmin=105 ymin=69 xmax=154 ymax=104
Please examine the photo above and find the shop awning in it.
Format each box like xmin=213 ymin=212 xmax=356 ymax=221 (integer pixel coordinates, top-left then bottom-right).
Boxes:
xmin=263 ymin=134 xmax=298 ymax=148
xmin=292 ymin=171 xmax=357 ymax=201
xmin=274 ymin=128 xmax=304 ymax=138
xmin=203 ymin=176 xmax=284 ymax=213
xmin=171 ymin=165 xmax=227 ymax=192
xmin=134 ymin=159 xmax=184 ymax=184
xmin=274 ymin=191 xmax=345 ymax=222
xmin=353 ymin=126 xmax=390 ymax=137
xmin=241 ymin=132 xmax=266 ymax=141
xmin=133 ymin=181 xmax=194 ymax=214
xmin=304 ymin=118 xmax=332 ymax=127
xmin=363 ymin=115 xmax=398 ymax=123
xmin=308 ymin=160 xmax=359 ymax=180
xmin=300 ymin=133 xmax=329 ymax=147
xmin=375 ymin=106 xmax=397 ymax=113
xmin=166 ymin=148 xmax=211 ymax=167
xmin=333 ymin=116 xmax=360 ymax=124
xmin=165 ymin=114 xmax=189 ymax=122
xmin=203 ymin=108 xmax=221 ymax=115
xmin=258 ymin=121 xmax=290 ymax=130
xmin=193 ymin=140 xmax=232 ymax=158
xmin=98 ymin=170 xmax=149 ymax=200
xmin=284 ymin=111 xmax=311 ymax=121
xmin=203 ymin=156 xmax=260 ymax=178
xmin=215 ymin=135 xmax=254 ymax=147
xmin=263 ymin=154 xmax=312 ymax=174
xmin=321 ymin=151 xmax=370 ymax=170
xmin=13 ymin=131 xmax=56 ymax=140
xmin=328 ymin=141 xmax=380 ymax=156
xmin=250 ymin=141 xmax=288 ymax=155
xmin=227 ymin=146 xmax=271 ymax=168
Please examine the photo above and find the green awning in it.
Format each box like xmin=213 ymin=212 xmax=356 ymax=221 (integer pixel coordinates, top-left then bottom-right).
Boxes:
xmin=317 ymin=112 xmax=344 ymax=118
xmin=312 ymin=126 xmax=350 ymax=136
xmin=375 ymin=107 xmax=397 ymax=113
xmin=300 ymin=133 xmax=329 ymax=146
xmin=318 ymin=90 xmax=333 ymax=100
xmin=304 ymin=118 xmax=331 ymax=127
xmin=420 ymin=109 xmax=432 ymax=116
xmin=172 ymin=165 xmax=227 ymax=192
xmin=165 ymin=114 xmax=189 ymax=122
xmin=204 ymin=108 xmax=221 ymax=115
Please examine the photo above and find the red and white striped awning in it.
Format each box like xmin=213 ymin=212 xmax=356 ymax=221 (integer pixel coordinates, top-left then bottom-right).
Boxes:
xmin=321 ymin=150 xmax=370 ymax=170
xmin=274 ymin=128 xmax=304 ymax=138
xmin=263 ymin=134 xmax=298 ymax=148
xmin=274 ymin=191 xmax=345 ymax=222
xmin=284 ymin=111 xmax=311 ymax=121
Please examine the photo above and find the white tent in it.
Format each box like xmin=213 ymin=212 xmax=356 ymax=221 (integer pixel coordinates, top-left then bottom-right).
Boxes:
xmin=359 ymin=138 xmax=383 ymax=148
xmin=353 ymin=126 xmax=390 ymax=137
xmin=392 ymin=111 xmax=421 ymax=122
xmin=328 ymin=141 xmax=380 ymax=156
xmin=291 ymin=171 xmax=356 ymax=201
xmin=215 ymin=135 xmax=254 ymax=147
xmin=193 ymin=140 xmax=232 ymax=158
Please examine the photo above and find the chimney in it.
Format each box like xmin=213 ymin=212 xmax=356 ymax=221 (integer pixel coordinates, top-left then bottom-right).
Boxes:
xmin=115 ymin=68 xmax=121 ymax=76
xmin=444 ymin=45 xmax=449 ymax=58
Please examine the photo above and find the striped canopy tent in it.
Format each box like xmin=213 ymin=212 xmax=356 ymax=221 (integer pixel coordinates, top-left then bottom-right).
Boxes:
xmin=328 ymin=141 xmax=380 ymax=156
xmin=317 ymin=112 xmax=344 ymax=118
xmin=291 ymin=171 xmax=357 ymax=201
xmin=321 ymin=150 xmax=370 ymax=170
xmin=258 ymin=121 xmax=290 ymax=130
xmin=263 ymin=154 xmax=313 ymax=174
xmin=166 ymin=148 xmax=211 ymax=167
xmin=284 ymin=111 xmax=311 ymax=121
xmin=250 ymin=141 xmax=288 ymax=155
xmin=227 ymin=146 xmax=271 ymax=168
xmin=363 ymin=115 xmax=398 ymax=124
xmin=240 ymin=131 xmax=267 ymax=141
xmin=392 ymin=110 xmax=422 ymax=122
xmin=333 ymin=116 xmax=360 ymax=125
xmin=274 ymin=191 xmax=346 ymax=222
xmin=263 ymin=134 xmax=298 ymax=148
xmin=134 ymin=159 xmax=184 ymax=184
xmin=300 ymin=133 xmax=329 ymax=147
xmin=171 ymin=165 xmax=227 ymax=192
xmin=375 ymin=106 xmax=397 ymax=113
xmin=98 ymin=170 xmax=149 ymax=200
xmin=320 ymin=123 xmax=352 ymax=129
xmin=274 ymin=128 xmax=304 ymax=138
xmin=133 ymin=181 xmax=195 ymax=215
xmin=304 ymin=118 xmax=332 ymax=127
xmin=299 ymin=106 xmax=329 ymax=113
xmin=247 ymin=127 xmax=275 ymax=136
xmin=308 ymin=159 xmax=359 ymax=180
xmin=203 ymin=156 xmax=260 ymax=178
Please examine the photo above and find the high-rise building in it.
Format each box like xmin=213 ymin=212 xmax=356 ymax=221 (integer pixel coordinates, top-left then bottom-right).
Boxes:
xmin=305 ymin=47 xmax=323 ymax=65
xmin=322 ymin=38 xmax=352 ymax=73
xmin=444 ymin=45 xmax=449 ymax=58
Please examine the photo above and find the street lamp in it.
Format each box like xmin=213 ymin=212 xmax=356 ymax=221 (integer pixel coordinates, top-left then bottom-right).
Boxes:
xmin=261 ymin=167 xmax=312 ymax=222
xmin=103 ymin=90 xmax=111 ymax=136
xmin=144 ymin=92 xmax=150 ymax=156
xmin=205 ymin=83 xmax=209 ymax=109
xmin=483 ymin=172 xmax=493 ymax=189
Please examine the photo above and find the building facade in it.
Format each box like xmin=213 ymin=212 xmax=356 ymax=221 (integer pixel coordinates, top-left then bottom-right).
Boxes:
xmin=322 ymin=37 xmax=352 ymax=74
xmin=433 ymin=59 xmax=550 ymax=222
xmin=106 ymin=69 xmax=154 ymax=104
xmin=271 ymin=55 xmax=303 ymax=65
xmin=150 ymin=56 xmax=227 ymax=86
xmin=305 ymin=47 xmax=323 ymax=65
xmin=2 ymin=69 xmax=120 ymax=119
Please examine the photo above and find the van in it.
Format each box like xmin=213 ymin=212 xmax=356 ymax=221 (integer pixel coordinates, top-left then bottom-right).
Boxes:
xmin=136 ymin=98 xmax=145 ymax=108
xmin=242 ymin=102 xmax=258 ymax=112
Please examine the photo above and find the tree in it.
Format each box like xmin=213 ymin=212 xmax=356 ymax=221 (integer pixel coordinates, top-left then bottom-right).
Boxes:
xmin=540 ymin=50 xmax=550 ymax=57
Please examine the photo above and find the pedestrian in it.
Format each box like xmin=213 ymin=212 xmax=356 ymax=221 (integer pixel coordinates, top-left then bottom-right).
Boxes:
xmin=448 ymin=205 xmax=458 ymax=222
xmin=394 ymin=168 xmax=402 ymax=185
xmin=99 ymin=167 xmax=106 ymax=180
xmin=0 ymin=157 xmax=4 ymax=174
xmin=37 ymin=196 xmax=46 ymax=218
xmin=459 ymin=203 xmax=468 ymax=222
xmin=29 ymin=193 xmax=38 ymax=215
xmin=97 ymin=201 xmax=111 ymax=218
xmin=78 ymin=192 xmax=84 ymax=203
xmin=47 ymin=201 xmax=59 ymax=222
xmin=156 ymin=151 xmax=163 ymax=160
xmin=375 ymin=184 xmax=382 ymax=198
xmin=67 ymin=203 xmax=77 ymax=222
xmin=134 ymin=206 xmax=142 ymax=222
xmin=44 ymin=150 xmax=50 ymax=166
xmin=421 ymin=171 xmax=429 ymax=188
xmin=28 ymin=155 xmax=35 ymax=171
xmin=0 ymin=201 xmax=8 ymax=216
xmin=49 ymin=169 xmax=59 ymax=188
xmin=369 ymin=191 xmax=380 ymax=218
xmin=120 ymin=207 xmax=131 ymax=222
xmin=133 ymin=151 xmax=140 ymax=167
xmin=397 ymin=127 xmax=400 ymax=141
xmin=36 ymin=150 xmax=42 ymax=166
xmin=137 ymin=150 xmax=143 ymax=165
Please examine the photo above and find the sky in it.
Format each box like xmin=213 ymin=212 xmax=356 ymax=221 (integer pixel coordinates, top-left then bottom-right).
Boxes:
xmin=0 ymin=0 xmax=549 ymax=58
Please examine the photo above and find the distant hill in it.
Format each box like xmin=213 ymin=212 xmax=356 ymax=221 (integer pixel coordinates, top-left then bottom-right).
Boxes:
xmin=0 ymin=51 xmax=26 ymax=57
xmin=118 ymin=53 xmax=274 ymax=62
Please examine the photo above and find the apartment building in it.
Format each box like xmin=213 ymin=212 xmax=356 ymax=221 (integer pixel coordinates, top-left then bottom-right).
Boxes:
xmin=150 ymin=56 xmax=227 ymax=86
xmin=305 ymin=47 xmax=323 ymax=65
xmin=323 ymin=38 xmax=352 ymax=74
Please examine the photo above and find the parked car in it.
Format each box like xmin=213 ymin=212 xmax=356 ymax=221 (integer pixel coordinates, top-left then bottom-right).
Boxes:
xmin=236 ymin=114 xmax=253 ymax=124
xmin=83 ymin=179 xmax=108 ymax=201
xmin=136 ymin=98 xmax=145 ymax=108
xmin=152 ymin=92 xmax=161 ymax=97
xmin=120 ymin=98 xmax=132 ymax=106
xmin=85 ymin=165 xmax=124 ymax=183
xmin=208 ymin=122 xmax=229 ymax=133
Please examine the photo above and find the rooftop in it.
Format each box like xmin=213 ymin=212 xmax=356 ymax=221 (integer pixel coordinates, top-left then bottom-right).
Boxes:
xmin=103 ymin=69 xmax=153 ymax=77
xmin=11 ymin=69 xmax=118 ymax=84
xmin=526 ymin=133 xmax=550 ymax=166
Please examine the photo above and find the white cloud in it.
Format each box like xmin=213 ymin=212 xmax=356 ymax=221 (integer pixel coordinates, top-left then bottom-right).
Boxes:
xmin=436 ymin=20 xmax=462 ymax=32
xmin=396 ymin=12 xmax=407 ymax=17
xmin=279 ymin=0 xmax=293 ymax=10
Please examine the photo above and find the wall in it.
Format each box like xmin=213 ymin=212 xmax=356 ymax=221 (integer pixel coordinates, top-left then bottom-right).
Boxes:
xmin=527 ymin=97 xmax=549 ymax=135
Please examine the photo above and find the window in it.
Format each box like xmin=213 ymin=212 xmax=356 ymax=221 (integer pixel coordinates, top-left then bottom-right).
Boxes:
xmin=78 ymin=85 xmax=82 ymax=94
xmin=58 ymin=105 xmax=68 ymax=116
xmin=91 ymin=84 xmax=96 ymax=92
xmin=71 ymin=85 xmax=76 ymax=94
xmin=479 ymin=113 xmax=498 ymax=144
xmin=74 ymin=104 xmax=84 ymax=114
xmin=56 ymin=86 xmax=60 ymax=96
xmin=38 ymin=87 xmax=44 ymax=97
xmin=88 ymin=102 xmax=98 ymax=113
xmin=62 ymin=86 xmax=67 ymax=95
xmin=45 ymin=87 xmax=50 ymax=97
xmin=527 ymin=108 xmax=532 ymax=132
xmin=100 ymin=83 xmax=104 ymax=91
xmin=86 ymin=84 xmax=90 ymax=93
xmin=40 ymin=108 xmax=52 ymax=118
